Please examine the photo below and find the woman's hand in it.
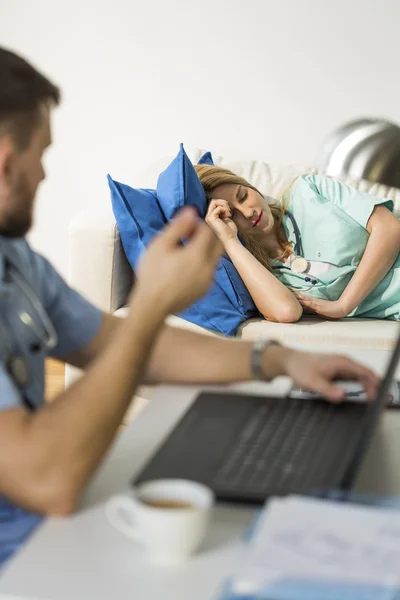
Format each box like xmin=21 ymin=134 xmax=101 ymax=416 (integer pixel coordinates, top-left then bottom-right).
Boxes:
xmin=205 ymin=199 xmax=238 ymax=246
xmin=276 ymin=347 xmax=380 ymax=403
xmin=294 ymin=294 xmax=349 ymax=320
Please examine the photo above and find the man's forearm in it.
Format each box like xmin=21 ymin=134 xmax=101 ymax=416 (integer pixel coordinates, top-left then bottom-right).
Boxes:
xmin=144 ymin=325 xmax=287 ymax=385
xmin=74 ymin=312 xmax=286 ymax=386
xmin=4 ymin=294 xmax=165 ymax=514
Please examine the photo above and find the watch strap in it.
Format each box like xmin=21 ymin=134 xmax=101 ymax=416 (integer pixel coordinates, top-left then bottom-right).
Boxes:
xmin=250 ymin=339 xmax=281 ymax=381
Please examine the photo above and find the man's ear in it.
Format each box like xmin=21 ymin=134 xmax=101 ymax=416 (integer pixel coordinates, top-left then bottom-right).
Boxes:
xmin=0 ymin=138 xmax=15 ymax=188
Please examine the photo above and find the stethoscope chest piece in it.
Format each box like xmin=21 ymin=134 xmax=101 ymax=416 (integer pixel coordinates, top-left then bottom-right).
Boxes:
xmin=6 ymin=353 xmax=31 ymax=388
xmin=288 ymin=255 xmax=309 ymax=274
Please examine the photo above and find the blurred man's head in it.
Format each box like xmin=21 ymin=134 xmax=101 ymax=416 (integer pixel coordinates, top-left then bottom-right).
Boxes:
xmin=0 ymin=48 xmax=60 ymax=238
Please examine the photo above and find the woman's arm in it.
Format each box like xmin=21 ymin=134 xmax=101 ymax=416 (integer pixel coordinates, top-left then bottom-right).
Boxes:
xmin=338 ymin=205 xmax=400 ymax=313
xmin=205 ymin=198 xmax=302 ymax=322
xmin=297 ymin=205 xmax=400 ymax=319
xmin=225 ymin=238 xmax=303 ymax=322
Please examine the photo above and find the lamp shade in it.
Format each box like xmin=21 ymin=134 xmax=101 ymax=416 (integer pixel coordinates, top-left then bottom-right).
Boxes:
xmin=316 ymin=118 xmax=400 ymax=188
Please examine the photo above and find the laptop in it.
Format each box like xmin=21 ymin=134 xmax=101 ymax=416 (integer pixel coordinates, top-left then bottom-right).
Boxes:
xmin=134 ymin=331 xmax=400 ymax=504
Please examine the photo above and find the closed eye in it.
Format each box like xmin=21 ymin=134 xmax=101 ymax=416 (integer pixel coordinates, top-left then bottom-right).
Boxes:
xmin=238 ymin=191 xmax=248 ymax=204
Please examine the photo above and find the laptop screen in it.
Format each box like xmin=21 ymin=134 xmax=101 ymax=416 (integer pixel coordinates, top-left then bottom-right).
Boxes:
xmin=341 ymin=327 xmax=400 ymax=489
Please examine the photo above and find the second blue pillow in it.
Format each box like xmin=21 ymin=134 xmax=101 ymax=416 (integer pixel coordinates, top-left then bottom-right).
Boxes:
xmin=197 ymin=151 xmax=214 ymax=165
xmin=108 ymin=175 xmax=166 ymax=269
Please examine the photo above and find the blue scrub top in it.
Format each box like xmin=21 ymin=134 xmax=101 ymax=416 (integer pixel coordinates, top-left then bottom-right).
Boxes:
xmin=0 ymin=236 xmax=103 ymax=568
xmin=273 ymin=174 xmax=400 ymax=320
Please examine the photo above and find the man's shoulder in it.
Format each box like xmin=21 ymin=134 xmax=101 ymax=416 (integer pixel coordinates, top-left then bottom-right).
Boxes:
xmin=1 ymin=236 xmax=31 ymax=253
xmin=1 ymin=237 xmax=34 ymax=272
xmin=0 ymin=238 xmax=54 ymax=293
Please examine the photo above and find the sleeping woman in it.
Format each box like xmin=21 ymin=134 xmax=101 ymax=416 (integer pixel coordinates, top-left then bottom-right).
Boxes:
xmin=196 ymin=165 xmax=400 ymax=323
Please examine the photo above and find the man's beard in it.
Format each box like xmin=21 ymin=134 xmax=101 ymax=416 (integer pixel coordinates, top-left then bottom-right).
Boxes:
xmin=0 ymin=175 xmax=34 ymax=238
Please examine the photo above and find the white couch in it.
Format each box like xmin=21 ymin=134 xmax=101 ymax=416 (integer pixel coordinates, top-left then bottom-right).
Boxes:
xmin=67 ymin=149 xmax=400 ymax=404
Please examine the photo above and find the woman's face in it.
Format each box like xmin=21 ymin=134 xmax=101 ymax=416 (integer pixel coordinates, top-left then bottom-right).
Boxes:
xmin=210 ymin=183 xmax=274 ymax=236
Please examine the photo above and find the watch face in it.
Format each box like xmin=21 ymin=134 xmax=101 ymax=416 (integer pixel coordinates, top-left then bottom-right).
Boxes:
xmin=290 ymin=256 xmax=308 ymax=274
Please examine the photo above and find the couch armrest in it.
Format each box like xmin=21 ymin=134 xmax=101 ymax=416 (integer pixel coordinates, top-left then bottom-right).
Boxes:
xmin=66 ymin=209 xmax=133 ymax=389
xmin=68 ymin=209 xmax=133 ymax=313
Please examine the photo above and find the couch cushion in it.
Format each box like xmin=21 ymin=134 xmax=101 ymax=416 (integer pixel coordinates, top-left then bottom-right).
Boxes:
xmin=238 ymin=317 xmax=399 ymax=351
xmin=114 ymin=308 xmax=220 ymax=336
xmin=115 ymin=307 xmax=398 ymax=352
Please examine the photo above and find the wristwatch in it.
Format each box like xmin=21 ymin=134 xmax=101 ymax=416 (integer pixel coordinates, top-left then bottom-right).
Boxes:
xmin=250 ymin=339 xmax=281 ymax=381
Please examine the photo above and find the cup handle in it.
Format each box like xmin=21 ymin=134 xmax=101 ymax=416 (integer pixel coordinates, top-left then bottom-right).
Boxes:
xmin=105 ymin=495 xmax=141 ymax=541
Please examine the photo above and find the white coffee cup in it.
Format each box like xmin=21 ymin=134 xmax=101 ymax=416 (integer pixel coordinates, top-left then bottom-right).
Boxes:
xmin=105 ymin=479 xmax=214 ymax=563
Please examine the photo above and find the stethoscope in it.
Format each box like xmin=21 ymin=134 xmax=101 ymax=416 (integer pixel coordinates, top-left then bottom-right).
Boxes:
xmin=0 ymin=260 xmax=58 ymax=409
xmin=273 ymin=210 xmax=319 ymax=291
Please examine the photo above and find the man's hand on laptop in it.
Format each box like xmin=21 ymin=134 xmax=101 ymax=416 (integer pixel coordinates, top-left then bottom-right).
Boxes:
xmin=265 ymin=347 xmax=380 ymax=403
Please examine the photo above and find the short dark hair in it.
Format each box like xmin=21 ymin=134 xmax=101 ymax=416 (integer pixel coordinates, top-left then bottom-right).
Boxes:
xmin=0 ymin=47 xmax=61 ymax=150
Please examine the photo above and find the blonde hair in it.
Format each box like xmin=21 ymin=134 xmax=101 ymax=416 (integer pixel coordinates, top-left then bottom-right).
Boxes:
xmin=195 ymin=164 xmax=291 ymax=271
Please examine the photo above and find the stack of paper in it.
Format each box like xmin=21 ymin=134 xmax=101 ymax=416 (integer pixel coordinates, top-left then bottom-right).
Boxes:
xmin=226 ymin=496 xmax=400 ymax=600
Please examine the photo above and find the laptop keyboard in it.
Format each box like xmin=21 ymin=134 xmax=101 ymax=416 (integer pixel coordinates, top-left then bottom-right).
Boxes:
xmin=134 ymin=392 xmax=370 ymax=503
xmin=212 ymin=396 xmax=368 ymax=497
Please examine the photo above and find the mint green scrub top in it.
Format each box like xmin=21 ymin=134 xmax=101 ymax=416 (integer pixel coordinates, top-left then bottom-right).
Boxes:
xmin=273 ymin=174 xmax=400 ymax=320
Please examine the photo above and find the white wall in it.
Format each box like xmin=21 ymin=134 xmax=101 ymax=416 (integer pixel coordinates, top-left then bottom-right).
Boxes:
xmin=1 ymin=0 xmax=399 ymax=275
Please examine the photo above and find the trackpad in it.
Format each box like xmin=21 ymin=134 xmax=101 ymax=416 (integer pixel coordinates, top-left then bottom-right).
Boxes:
xmin=288 ymin=380 xmax=400 ymax=407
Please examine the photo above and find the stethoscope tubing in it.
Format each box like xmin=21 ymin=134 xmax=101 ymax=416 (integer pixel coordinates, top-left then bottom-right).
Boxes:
xmin=5 ymin=262 xmax=58 ymax=350
xmin=271 ymin=210 xmax=318 ymax=291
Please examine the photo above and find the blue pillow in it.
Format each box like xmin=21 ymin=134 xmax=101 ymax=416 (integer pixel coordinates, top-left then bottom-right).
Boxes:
xmin=157 ymin=143 xmax=208 ymax=219
xmin=197 ymin=151 xmax=214 ymax=165
xmin=108 ymin=175 xmax=166 ymax=269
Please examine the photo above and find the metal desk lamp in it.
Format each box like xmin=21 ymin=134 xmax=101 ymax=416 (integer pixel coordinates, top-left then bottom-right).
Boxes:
xmin=316 ymin=118 xmax=400 ymax=188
